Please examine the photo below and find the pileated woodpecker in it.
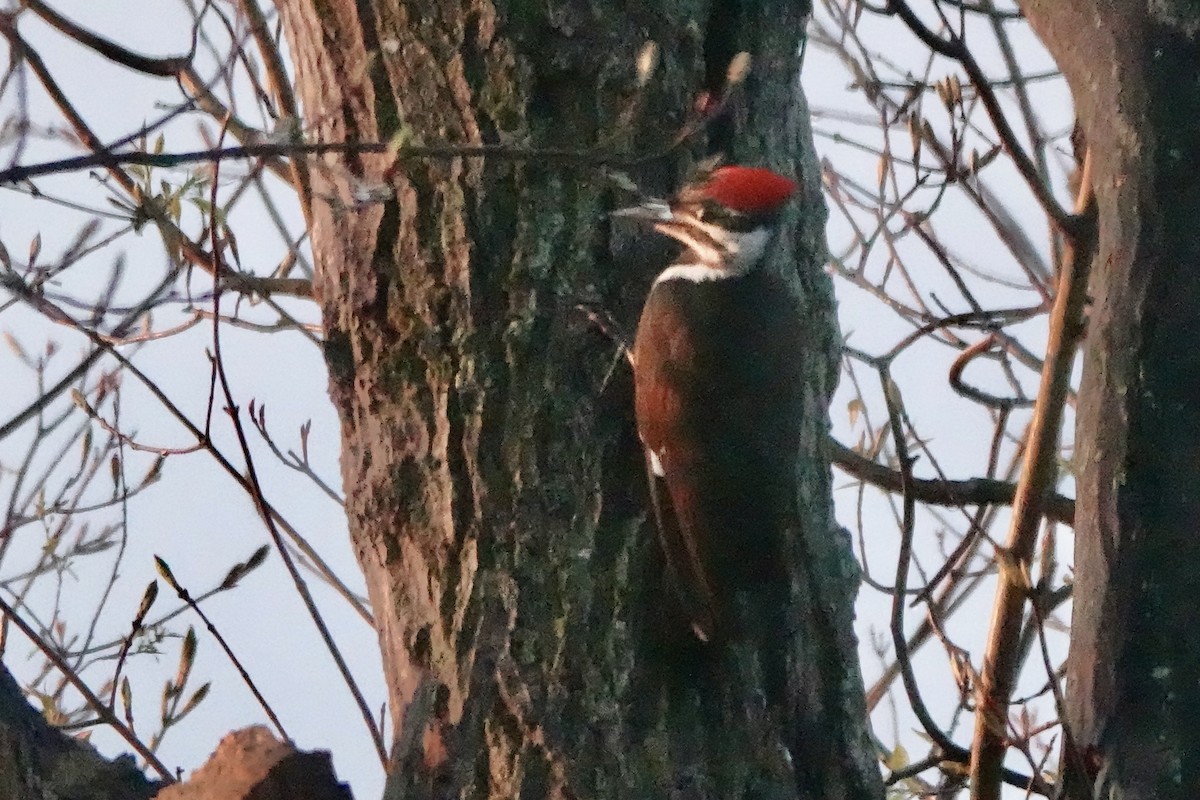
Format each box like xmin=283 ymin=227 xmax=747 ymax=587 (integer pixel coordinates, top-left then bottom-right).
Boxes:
xmin=618 ymin=165 xmax=804 ymax=642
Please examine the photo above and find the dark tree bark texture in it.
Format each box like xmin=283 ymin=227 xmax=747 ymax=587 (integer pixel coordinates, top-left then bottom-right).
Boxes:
xmin=1023 ymin=3 xmax=1200 ymax=798
xmin=278 ymin=2 xmax=882 ymax=798
xmin=0 ymin=662 xmax=157 ymax=800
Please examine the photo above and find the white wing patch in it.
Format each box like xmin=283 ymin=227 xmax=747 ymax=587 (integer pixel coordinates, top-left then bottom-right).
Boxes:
xmin=647 ymin=448 xmax=666 ymax=477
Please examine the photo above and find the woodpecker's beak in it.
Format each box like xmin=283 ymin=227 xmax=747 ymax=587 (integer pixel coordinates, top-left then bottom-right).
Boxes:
xmin=612 ymin=201 xmax=702 ymax=244
xmin=610 ymin=199 xmax=675 ymax=223
xmin=614 ymin=201 xmax=729 ymax=267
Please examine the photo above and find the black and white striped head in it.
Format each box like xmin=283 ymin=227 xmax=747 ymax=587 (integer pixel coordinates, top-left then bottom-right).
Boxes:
xmin=616 ymin=166 xmax=798 ymax=280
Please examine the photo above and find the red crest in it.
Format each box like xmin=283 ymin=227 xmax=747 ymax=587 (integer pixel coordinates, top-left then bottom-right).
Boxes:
xmin=699 ymin=166 xmax=797 ymax=214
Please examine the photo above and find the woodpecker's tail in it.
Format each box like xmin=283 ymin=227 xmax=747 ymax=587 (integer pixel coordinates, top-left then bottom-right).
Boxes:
xmin=644 ymin=455 xmax=719 ymax=641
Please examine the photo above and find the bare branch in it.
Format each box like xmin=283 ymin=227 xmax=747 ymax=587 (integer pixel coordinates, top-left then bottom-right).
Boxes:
xmin=968 ymin=149 xmax=1096 ymax=800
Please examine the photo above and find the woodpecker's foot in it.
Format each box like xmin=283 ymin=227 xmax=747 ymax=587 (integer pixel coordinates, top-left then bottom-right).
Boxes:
xmin=575 ymin=302 xmax=635 ymax=367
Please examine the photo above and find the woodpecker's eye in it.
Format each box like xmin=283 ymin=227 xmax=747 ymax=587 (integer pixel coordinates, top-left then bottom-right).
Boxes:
xmin=699 ymin=200 xmax=754 ymax=232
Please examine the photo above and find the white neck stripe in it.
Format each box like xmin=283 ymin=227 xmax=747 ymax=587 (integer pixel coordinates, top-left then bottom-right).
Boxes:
xmin=654 ymin=263 xmax=734 ymax=284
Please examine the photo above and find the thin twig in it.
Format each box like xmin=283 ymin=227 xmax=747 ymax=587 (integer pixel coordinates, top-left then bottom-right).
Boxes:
xmin=233 ymin=0 xmax=314 ymax=229
xmin=880 ymin=369 xmax=1049 ymax=796
xmin=154 ymin=557 xmax=290 ymax=742
xmin=205 ymin=128 xmax=387 ymax=765
xmin=968 ymin=149 xmax=1095 ymax=800
xmin=829 ymin=438 xmax=1073 ymax=525
xmin=0 ymin=593 xmax=174 ymax=781
xmin=1 ymin=135 xmax=686 ymax=187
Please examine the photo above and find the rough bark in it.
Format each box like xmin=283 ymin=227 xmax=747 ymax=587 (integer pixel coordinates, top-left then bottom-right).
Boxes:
xmin=1021 ymin=3 xmax=1200 ymax=798
xmin=277 ymin=2 xmax=882 ymax=798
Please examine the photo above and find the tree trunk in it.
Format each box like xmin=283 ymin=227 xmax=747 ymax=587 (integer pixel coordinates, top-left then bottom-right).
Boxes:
xmin=1022 ymin=3 xmax=1200 ymax=798
xmin=277 ymin=2 xmax=882 ymax=798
